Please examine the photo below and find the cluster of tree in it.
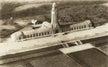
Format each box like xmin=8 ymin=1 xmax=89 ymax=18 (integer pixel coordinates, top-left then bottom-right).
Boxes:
xmin=1 ymin=1 xmax=108 ymax=27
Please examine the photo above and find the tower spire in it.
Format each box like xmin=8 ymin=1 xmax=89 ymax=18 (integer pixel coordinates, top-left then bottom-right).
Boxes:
xmin=51 ymin=2 xmax=61 ymax=34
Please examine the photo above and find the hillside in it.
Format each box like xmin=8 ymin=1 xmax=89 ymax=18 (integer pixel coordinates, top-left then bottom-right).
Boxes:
xmin=3 ymin=1 xmax=107 ymax=26
xmin=0 ymin=1 xmax=108 ymax=38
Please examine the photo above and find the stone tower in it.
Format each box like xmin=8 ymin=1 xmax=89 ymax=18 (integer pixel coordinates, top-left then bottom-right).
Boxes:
xmin=51 ymin=2 xmax=61 ymax=33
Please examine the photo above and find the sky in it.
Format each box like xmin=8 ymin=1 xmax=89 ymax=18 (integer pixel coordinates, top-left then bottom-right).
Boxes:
xmin=0 ymin=0 xmax=107 ymax=3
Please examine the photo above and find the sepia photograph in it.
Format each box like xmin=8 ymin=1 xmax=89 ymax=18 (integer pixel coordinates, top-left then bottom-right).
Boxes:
xmin=0 ymin=0 xmax=108 ymax=67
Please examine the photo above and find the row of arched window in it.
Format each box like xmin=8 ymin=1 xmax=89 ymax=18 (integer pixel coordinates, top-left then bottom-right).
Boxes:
xmin=18 ymin=31 xmax=52 ymax=40
xmin=71 ymin=23 xmax=93 ymax=31
xmin=62 ymin=23 xmax=93 ymax=32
